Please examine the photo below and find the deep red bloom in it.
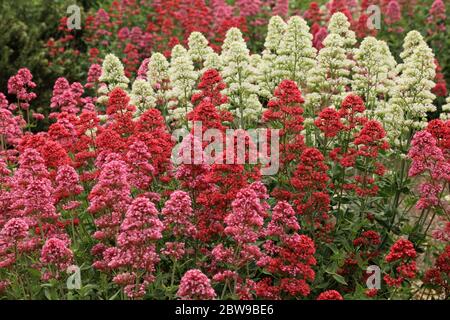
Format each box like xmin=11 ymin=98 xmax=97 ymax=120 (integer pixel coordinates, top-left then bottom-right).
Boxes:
xmin=317 ymin=290 xmax=344 ymax=300
xmin=315 ymin=107 xmax=344 ymax=138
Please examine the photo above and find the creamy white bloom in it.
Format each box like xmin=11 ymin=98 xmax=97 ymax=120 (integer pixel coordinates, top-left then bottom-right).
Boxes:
xmin=258 ymin=16 xmax=287 ymax=98
xmin=146 ymin=52 xmax=171 ymax=119
xmin=130 ymin=79 xmax=156 ymax=116
xmin=221 ymin=28 xmax=263 ymax=128
xmin=276 ymin=16 xmax=316 ymax=89
xmin=203 ymin=52 xmax=222 ymax=73
xmin=264 ymin=16 xmax=287 ymax=53
xmin=441 ymin=95 xmax=450 ymax=120
xmin=381 ymin=31 xmax=436 ymax=143
xmin=353 ymin=37 xmax=397 ymax=115
xmin=305 ymin=33 xmax=351 ymax=113
xmin=328 ymin=12 xmax=357 ymax=51
xmin=167 ymin=45 xmax=198 ymax=126
xmin=147 ymin=52 xmax=170 ymax=89
xmin=97 ymin=54 xmax=129 ymax=104
xmin=188 ymin=32 xmax=214 ymax=68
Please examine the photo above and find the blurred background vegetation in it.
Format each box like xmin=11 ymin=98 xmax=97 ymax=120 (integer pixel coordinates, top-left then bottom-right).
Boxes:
xmin=0 ymin=1 xmax=94 ymax=108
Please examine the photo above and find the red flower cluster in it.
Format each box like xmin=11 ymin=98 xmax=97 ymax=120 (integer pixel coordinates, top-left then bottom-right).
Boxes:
xmin=384 ymin=239 xmax=417 ymax=287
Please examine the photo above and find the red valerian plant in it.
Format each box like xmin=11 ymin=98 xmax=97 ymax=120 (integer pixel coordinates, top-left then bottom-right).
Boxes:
xmin=384 ymin=239 xmax=417 ymax=288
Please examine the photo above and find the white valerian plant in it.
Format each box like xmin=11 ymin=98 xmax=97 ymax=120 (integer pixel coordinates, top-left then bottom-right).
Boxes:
xmin=258 ymin=16 xmax=287 ymax=98
xmin=328 ymin=12 xmax=357 ymax=82
xmin=276 ymin=16 xmax=316 ymax=90
xmin=328 ymin=12 xmax=357 ymax=52
xmin=130 ymin=79 xmax=156 ymax=116
xmin=203 ymin=51 xmax=222 ymax=72
xmin=147 ymin=52 xmax=171 ymax=118
xmin=147 ymin=52 xmax=170 ymax=89
xmin=380 ymin=31 xmax=436 ymax=148
xmin=440 ymin=95 xmax=450 ymax=120
xmin=167 ymin=45 xmax=198 ymax=127
xmin=97 ymin=54 xmax=130 ymax=104
xmin=220 ymin=27 xmax=263 ymax=128
xmin=188 ymin=32 xmax=214 ymax=70
xmin=353 ymin=37 xmax=397 ymax=116
xmin=305 ymin=33 xmax=351 ymax=115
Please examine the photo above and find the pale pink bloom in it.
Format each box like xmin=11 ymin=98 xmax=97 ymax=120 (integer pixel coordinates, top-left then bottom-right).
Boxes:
xmin=40 ymin=237 xmax=73 ymax=271
xmin=162 ymin=191 xmax=196 ymax=238
xmin=385 ymin=1 xmax=402 ymax=25
xmin=177 ymin=269 xmax=216 ymax=300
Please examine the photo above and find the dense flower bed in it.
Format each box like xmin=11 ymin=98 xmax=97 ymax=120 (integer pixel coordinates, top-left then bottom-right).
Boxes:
xmin=0 ymin=9 xmax=449 ymax=300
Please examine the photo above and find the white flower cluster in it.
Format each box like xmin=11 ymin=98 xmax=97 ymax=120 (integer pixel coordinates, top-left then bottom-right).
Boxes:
xmin=147 ymin=52 xmax=170 ymax=89
xmin=258 ymin=16 xmax=287 ymax=98
xmin=442 ymin=96 xmax=450 ymax=120
xmin=327 ymin=12 xmax=356 ymax=55
xmin=98 ymin=54 xmax=130 ymax=104
xmin=130 ymin=79 xmax=156 ymax=116
xmin=188 ymin=32 xmax=214 ymax=69
xmin=305 ymin=33 xmax=351 ymax=113
xmin=276 ymin=16 xmax=316 ymax=90
xmin=353 ymin=37 xmax=397 ymax=115
xmin=167 ymin=45 xmax=198 ymax=126
xmin=379 ymin=31 xmax=436 ymax=144
xmin=220 ymin=28 xmax=263 ymax=128
xmin=146 ymin=52 xmax=171 ymax=117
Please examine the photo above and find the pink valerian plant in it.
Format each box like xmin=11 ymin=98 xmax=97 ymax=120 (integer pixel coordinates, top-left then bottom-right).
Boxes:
xmin=85 ymin=64 xmax=102 ymax=89
xmin=162 ymin=242 xmax=186 ymax=260
xmin=162 ymin=190 xmax=197 ymax=238
xmin=427 ymin=0 xmax=446 ymax=34
xmin=272 ymin=0 xmax=289 ymax=17
xmin=9 ymin=149 xmax=60 ymax=227
xmin=7 ymin=68 xmax=37 ymax=110
xmin=432 ymin=219 xmax=450 ymax=243
xmin=0 ymin=160 xmax=12 ymax=228
xmin=0 ymin=105 xmax=24 ymax=148
xmin=104 ymin=196 xmax=164 ymax=299
xmin=136 ymin=58 xmax=150 ymax=80
xmin=209 ymin=182 xmax=268 ymax=291
xmin=0 ymin=92 xmax=25 ymax=149
xmin=224 ymin=181 xmax=269 ymax=245
xmin=408 ymin=130 xmax=450 ymax=210
xmin=54 ymin=164 xmax=83 ymax=202
xmin=385 ymin=0 xmax=402 ymax=26
xmin=126 ymin=140 xmax=156 ymax=190
xmin=236 ymin=0 xmax=261 ymax=17
xmin=0 ymin=157 xmax=11 ymax=186
xmin=0 ymin=218 xmax=30 ymax=268
xmin=264 ymin=201 xmax=300 ymax=237
xmin=177 ymin=269 xmax=216 ymax=300
xmin=0 ymin=93 xmax=8 ymax=110
xmin=50 ymin=78 xmax=85 ymax=114
xmin=88 ymin=157 xmax=131 ymax=245
xmin=175 ymin=133 xmax=212 ymax=194
xmin=40 ymin=237 xmax=73 ymax=276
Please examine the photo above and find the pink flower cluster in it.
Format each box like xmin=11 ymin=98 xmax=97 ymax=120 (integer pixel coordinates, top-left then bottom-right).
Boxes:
xmin=7 ymin=68 xmax=37 ymax=110
xmin=177 ymin=269 xmax=217 ymax=300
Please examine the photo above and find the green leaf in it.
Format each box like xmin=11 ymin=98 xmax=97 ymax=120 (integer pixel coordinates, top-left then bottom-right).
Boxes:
xmin=332 ymin=274 xmax=348 ymax=286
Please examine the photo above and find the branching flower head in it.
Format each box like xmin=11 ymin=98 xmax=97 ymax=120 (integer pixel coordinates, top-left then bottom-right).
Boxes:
xmin=177 ymin=269 xmax=216 ymax=300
